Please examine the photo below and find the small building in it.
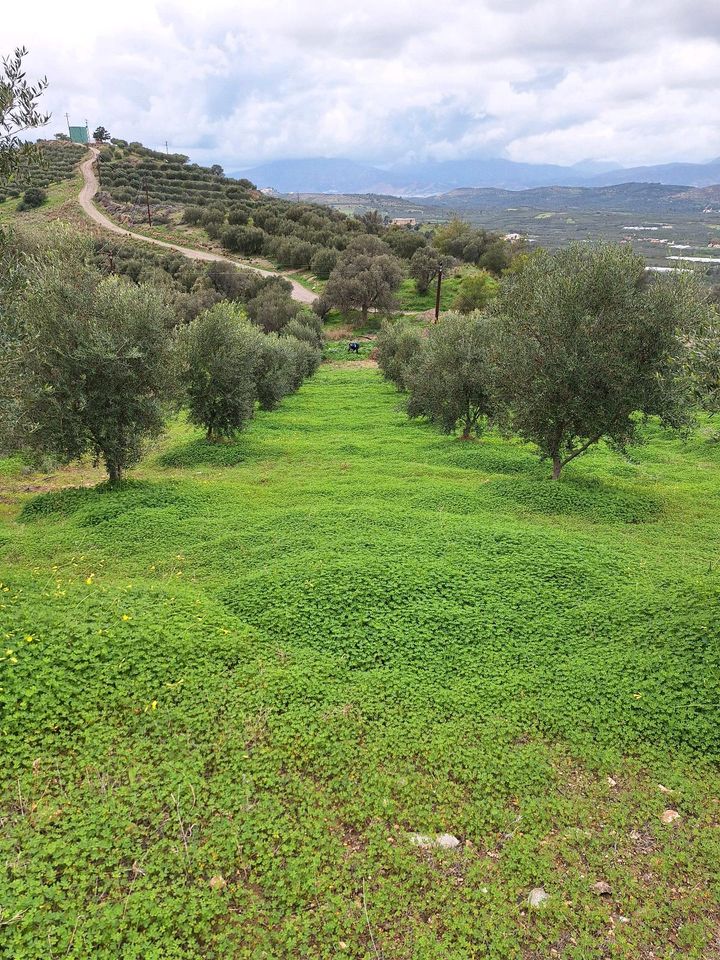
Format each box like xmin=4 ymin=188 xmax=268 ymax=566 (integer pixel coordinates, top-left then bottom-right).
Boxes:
xmin=68 ymin=123 xmax=89 ymax=145
xmin=390 ymin=217 xmax=417 ymax=228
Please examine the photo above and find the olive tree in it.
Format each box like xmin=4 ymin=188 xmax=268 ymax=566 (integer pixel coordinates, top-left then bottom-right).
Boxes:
xmin=1 ymin=47 xmax=49 ymax=183
xmin=489 ymin=243 xmax=704 ymax=479
xmin=247 ymin=278 xmax=302 ymax=333
xmin=376 ymin=318 xmax=423 ymax=391
xmin=405 ymin=312 xmax=495 ymax=439
xmin=10 ymin=248 xmax=176 ymax=482
xmin=681 ymin=303 xmax=720 ymax=414
xmin=179 ymin=302 xmax=263 ymax=440
xmin=409 ymin=246 xmax=446 ymax=295
xmin=324 ymin=235 xmax=403 ymax=324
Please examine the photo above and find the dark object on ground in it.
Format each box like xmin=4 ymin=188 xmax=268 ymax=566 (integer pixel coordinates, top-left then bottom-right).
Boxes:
xmin=348 ymin=341 xmax=360 ymax=354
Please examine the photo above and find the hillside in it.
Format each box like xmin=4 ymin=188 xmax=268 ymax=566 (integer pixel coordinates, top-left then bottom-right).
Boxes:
xmin=2 ymin=366 xmax=720 ymax=957
xmin=427 ymin=182 xmax=720 ymax=214
xmin=0 ymin=139 xmax=87 ymax=203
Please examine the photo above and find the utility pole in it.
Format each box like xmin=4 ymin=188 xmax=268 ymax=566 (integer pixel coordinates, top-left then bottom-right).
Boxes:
xmin=144 ymin=182 xmax=152 ymax=227
xmin=165 ymin=141 xmax=169 ymax=155
xmin=65 ymin=112 xmax=70 ymax=135
xmin=434 ymin=267 xmax=443 ymax=323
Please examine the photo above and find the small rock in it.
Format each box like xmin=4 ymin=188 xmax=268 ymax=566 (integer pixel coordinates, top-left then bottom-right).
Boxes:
xmin=593 ymin=881 xmax=612 ymax=896
xmin=629 ymin=830 xmax=641 ymax=841
xmin=607 ymin=776 xmax=617 ymax=787
xmin=409 ymin=832 xmax=460 ymax=849
xmin=436 ymin=833 xmax=461 ymax=849
xmin=658 ymin=784 xmax=673 ymax=794
xmin=618 ymin=915 xmax=630 ymax=924
xmin=339 ymin=942 xmax=348 ymax=951
xmin=209 ymin=874 xmax=227 ymax=890
xmin=528 ymin=887 xmax=549 ymax=908
xmin=661 ymin=809 xmax=681 ymax=824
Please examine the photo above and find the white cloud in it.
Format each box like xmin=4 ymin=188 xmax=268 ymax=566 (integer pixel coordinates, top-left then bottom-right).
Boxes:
xmin=5 ymin=0 xmax=720 ymax=168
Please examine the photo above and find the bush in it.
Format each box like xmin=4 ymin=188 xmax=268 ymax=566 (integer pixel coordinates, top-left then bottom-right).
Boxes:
xmin=310 ymin=247 xmax=338 ymax=280
xmin=179 ymin=302 xmax=263 ymax=439
xmin=220 ymin=225 xmax=266 ymax=255
xmin=406 ymin=311 xmax=495 ymax=438
xmin=9 ymin=246 xmax=176 ymax=483
xmin=283 ymin=315 xmax=325 ymax=351
xmin=376 ymin=319 xmax=423 ymax=391
xmin=453 ymin=270 xmax=499 ymax=313
xmin=247 ymin=281 xmax=301 ymax=333
xmin=18 ymin=186 xmax=47 ymax=210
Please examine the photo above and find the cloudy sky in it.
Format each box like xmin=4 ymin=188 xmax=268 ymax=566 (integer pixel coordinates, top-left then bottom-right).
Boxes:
xmin=6 ymin=0 xmax=720 ymax=170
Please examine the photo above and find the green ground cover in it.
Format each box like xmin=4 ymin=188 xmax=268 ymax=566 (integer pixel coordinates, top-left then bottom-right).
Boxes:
xmin=397 ymin=275 xmax=463 ymax=312
xmin=1 ymin=365 xmax=719 ymax=959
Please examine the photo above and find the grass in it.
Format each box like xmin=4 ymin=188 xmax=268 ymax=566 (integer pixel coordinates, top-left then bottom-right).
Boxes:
xmin=397 ymin=275 xmax=463 ymax=312
xmin=1 ymin=367 xmax=720 ymax=959
xmin=0 ymin=175 xmax=83 ymax=226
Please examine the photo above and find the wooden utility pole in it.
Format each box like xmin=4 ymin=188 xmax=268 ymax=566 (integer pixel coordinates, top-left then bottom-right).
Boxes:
xmin=144 ymin=182 xmax=152 ymax=227
xmin=434 ymin=268 xmax=443 ymax=322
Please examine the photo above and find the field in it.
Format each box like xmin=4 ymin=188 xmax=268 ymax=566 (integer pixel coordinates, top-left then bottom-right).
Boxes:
xmin=1 ymin=363 xmax=719 ymax=959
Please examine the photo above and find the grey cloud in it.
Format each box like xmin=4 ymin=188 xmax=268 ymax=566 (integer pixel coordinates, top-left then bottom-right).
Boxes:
xmin=6 ymin=0 xmax=720 ymax=168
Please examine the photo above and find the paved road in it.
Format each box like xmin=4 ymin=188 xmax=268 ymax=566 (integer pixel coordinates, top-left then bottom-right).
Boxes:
xmin=78 ymin=147 xmax=316 ymax=304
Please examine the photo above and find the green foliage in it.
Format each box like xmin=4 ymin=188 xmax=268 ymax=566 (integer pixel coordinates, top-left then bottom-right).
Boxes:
xmin=681 ymin=303 xmax=720 ymax=413
xmin=406 ymin=311 xmax=496 ymax=438
xmin=324 ymin=235 xmax=404 ymax=323
xmin=246 ymin=280 xmax=302 ymax=333
xmin=17 ymin=186 xmax=46 ymax=210
xmin=179 ymin=302 xmax=263 ymax=439
xmin=93 ymin=125 xmax=111 ymax=142
xmin=220 ymin=224 xmax=265 ymax=255
xmin=452 ymin=269 xmax=499 ymax=313
xmin=283 ymin=314 xmax=325 ymax=351
xmin=384 ymin=227 xmax=427 ymax=260
xmin=409 ymin=245 xmax=447 ymax=294
xmin=6 ymin=242 xmax=176 ymax=481
xmin=0 ymin=47 xmax=49 ymax=184
xmin=310 ymin=246 xmax=338 ymax=280
xmin=489 ymin=243 xmax=704 ymax=478
xmin=376 ymin=317 xmax=423 ymax=391
xmin=433 ymin=218 xmax=512 ymax=274
xmin=1 ymin=368 xmax=719 ymax=958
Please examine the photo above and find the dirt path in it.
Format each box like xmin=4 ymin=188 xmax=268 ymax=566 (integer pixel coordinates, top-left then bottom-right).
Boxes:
xmin=78 ymin=148 xmax=316 ymax=304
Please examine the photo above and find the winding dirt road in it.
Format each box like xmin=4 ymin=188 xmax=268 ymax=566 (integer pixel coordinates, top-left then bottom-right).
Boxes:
xmin=78 ymin=147 xmax=316 ymax=304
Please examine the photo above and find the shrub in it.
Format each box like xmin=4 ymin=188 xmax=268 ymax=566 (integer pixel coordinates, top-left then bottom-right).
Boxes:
xmin=405 ymin=311 xmax=495 ymax=439
xmin=9 ymin=246 xmax=176 ymax=483
xmin=247 ymin=281 xmax=301 ymax=333
xmin=376 ymin=318 xmax=423 ymax=391
xmin=179 ymin=302 xmax=263 ymax=440
xmin=311 ymin=247 xmax=339 ymax=280
xmin=18 ymin=186 xmax=47 ymax=209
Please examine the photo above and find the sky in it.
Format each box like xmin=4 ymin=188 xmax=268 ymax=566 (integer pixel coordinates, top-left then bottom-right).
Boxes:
xmin=5 ymin=0 xmax=720 ymax=170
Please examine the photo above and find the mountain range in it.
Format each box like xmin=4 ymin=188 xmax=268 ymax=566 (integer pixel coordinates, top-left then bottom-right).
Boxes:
xmin=233 ymin=156 xmax=720 ymax=196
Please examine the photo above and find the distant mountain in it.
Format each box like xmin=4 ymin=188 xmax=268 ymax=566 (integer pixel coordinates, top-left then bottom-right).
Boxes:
xmin=589 ymin=158 xmax=720 ymax=188
xmin=234 ymin=155 xmax=720 ymax=196
xmin=420 ymin=182 xmax=720 ymax=214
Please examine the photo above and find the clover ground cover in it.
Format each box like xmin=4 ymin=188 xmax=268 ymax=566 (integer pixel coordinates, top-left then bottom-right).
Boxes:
xmin=1 ymin=366 xmax=719 ymax=958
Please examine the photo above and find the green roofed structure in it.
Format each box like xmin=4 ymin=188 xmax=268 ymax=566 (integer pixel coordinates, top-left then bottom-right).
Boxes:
xmin=66 ymin=117 xmax=89 ymax=144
